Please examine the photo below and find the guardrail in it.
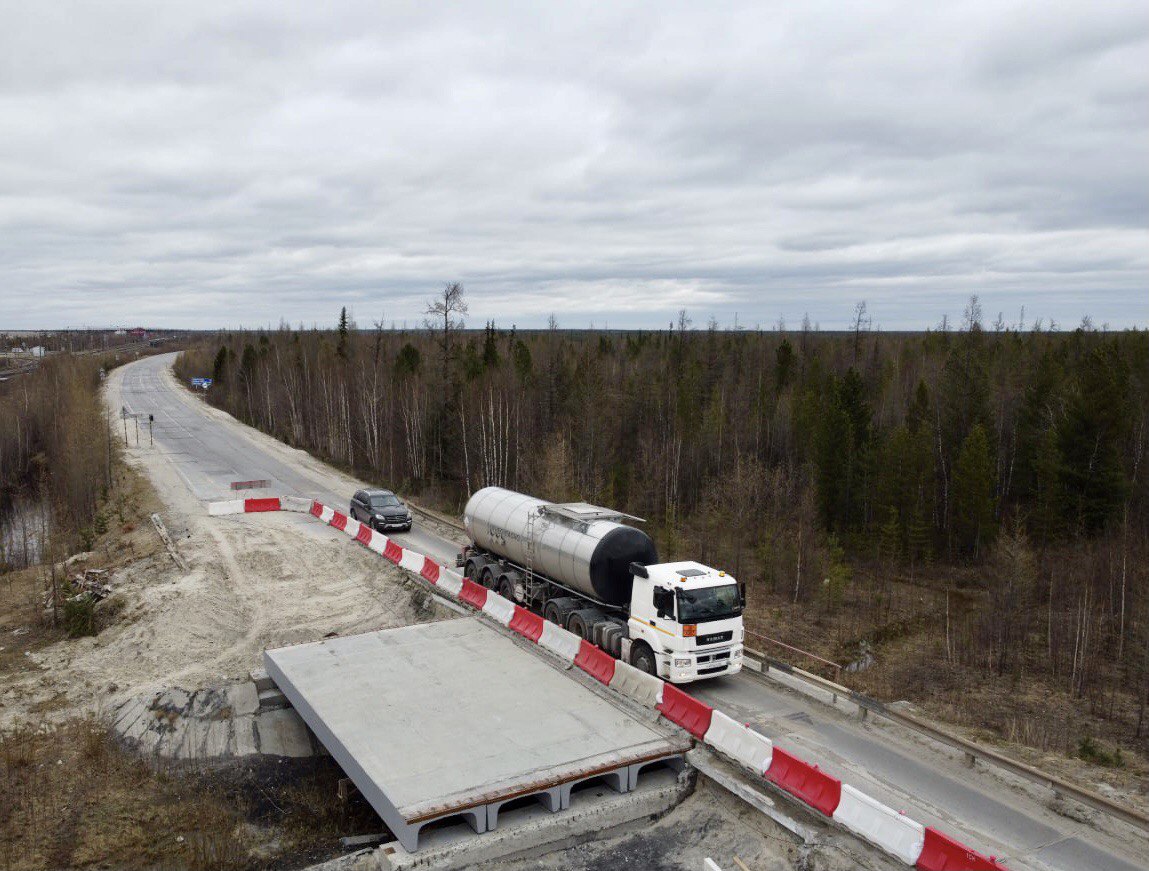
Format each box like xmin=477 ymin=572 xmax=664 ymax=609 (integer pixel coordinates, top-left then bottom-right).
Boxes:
xmin=743 ymin=628 xmax=842 ymax=683
xmin=408 ymin=500 xmax=466 ymax=531
xmin=743 ymin=648 xmax=1149 ymax=835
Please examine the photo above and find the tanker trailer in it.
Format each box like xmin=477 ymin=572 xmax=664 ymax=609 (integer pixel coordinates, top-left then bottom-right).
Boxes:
xmin=458 ymin=486 xmax=744 ymax=684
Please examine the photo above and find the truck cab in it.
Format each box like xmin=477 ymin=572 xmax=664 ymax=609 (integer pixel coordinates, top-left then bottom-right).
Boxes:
xmin=626 ymin=561 xmax=744 ymax=682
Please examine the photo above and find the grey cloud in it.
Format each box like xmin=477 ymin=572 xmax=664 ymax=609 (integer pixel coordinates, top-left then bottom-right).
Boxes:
xmin=0 ymin=0 xmax=1146 ymax=331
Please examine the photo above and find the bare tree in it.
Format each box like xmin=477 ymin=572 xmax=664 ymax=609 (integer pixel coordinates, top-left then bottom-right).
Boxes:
xmin=962 ymin=295 xmax=983 ymax=332
xmin=424 ymin=282 xmax=469 ymax=378
xmin=851 ymin=300 xmax=869 ymax=363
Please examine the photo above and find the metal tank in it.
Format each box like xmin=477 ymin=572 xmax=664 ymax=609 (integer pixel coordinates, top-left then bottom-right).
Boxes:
xmin=463 ymin=487 xmax=658 ymax=606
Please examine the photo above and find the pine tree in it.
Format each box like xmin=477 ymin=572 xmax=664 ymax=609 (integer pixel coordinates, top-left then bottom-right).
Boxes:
xmin=952 ymin=423 xmax=996 ymax=558
xmin=212 ymin=346 xmax=229 ymax=384
xmin=906 ymin=380 xmax=931 ymax=434
xmin=1057 ymin=344 xmax=1130 ymax=533
xmin=879 ymin=506 xmax=902 ymax=565
xmin=336 ymin=307 xmax=349 ymax=359
xmin=775 ymin=339 xmax=795 ymax=392
xmin=813 ymin=396 xmax=852 ymax=531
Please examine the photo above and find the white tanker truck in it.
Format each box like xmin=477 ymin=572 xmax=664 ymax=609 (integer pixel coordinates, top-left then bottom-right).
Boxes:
xmin=458 ymin=486 xmax=744 ymax=683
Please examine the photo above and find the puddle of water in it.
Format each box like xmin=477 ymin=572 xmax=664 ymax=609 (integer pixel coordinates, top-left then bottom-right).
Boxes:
xmin=0 ymin=498 xmax=50 ymax=569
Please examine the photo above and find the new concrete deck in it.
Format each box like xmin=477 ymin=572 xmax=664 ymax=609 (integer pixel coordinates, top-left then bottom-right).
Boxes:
xmin=264 ymin=617 xmax=689 ymax=851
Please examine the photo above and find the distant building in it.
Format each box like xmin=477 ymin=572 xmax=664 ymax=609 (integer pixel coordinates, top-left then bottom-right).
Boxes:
xmin=113 ymin=329 xmax=127 ymax=336
xmin=28 ymin=346 xmax=45 ymax=357
xmin=128 ymin=327 xmax=148 ymax=338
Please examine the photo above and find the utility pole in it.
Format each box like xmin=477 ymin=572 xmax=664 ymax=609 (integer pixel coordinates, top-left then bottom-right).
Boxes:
xmin=149 ymin=414 xmax=154 ymax=447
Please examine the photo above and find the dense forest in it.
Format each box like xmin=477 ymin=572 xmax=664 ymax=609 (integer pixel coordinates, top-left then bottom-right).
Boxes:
xmin=176 ymin=295 xmax=1149 ymax=760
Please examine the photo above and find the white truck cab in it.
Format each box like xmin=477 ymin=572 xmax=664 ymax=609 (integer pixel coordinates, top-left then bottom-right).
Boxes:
xmin=626 ymin=560 xmax=745 ymax=683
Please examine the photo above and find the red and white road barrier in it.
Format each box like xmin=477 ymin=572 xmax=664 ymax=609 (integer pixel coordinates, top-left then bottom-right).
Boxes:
xmin=210 ymin=496 xmax=1008 ymax=869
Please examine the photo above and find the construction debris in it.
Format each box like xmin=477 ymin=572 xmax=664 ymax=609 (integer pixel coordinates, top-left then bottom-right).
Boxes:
xmin=44 ymin=568 xmax=113 ymax=610
xmin=150 ymin=512 xmax=188 ymax=570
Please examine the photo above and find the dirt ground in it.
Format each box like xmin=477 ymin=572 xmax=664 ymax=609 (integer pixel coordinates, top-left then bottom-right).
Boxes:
xmin=491 ymin=777 xmax=889 ymax=871
xmin=0 ymin=409 xmax=441 ymax=733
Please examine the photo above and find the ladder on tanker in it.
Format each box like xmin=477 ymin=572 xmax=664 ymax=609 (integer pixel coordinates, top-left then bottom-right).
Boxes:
xmin=525 ymin=508 xmax=538 ymax=586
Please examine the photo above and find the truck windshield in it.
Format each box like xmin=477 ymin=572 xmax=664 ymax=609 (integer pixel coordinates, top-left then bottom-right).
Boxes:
xmin=676 ymin=585 xmax=741 ymax=623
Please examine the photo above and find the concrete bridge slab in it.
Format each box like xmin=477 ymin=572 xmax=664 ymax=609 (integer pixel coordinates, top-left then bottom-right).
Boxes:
xmin=264 ymin=617 xmax=689 ymax=852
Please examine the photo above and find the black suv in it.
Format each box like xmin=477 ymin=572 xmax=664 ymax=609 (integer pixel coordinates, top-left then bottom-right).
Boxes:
xmin=350 ymin=489 xmax=413 ymax=532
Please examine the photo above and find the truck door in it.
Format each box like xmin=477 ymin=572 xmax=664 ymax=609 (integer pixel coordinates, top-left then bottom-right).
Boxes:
xmin=644 ymin=586 xmax=679 ymax=640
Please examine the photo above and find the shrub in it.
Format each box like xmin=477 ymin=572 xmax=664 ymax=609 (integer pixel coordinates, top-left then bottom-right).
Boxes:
xmin=1077 ymin=735 xmax=1124 ymax=767
xmin=63 ymin=596 xmax=96 ymax=638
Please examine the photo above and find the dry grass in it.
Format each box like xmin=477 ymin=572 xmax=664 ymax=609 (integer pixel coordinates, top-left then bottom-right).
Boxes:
xmin=748 ymin=567 xmax=1149 ymax=802
xmin=0 ymin=718 xmax=383 ymax=871
xmin=0 ymin=460 xmax=163 ymax=670
xmin=0 ymin=717 xmax=254 ymax=871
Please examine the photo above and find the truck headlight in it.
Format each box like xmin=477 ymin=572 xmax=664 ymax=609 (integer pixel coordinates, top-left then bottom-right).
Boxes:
xmin=674 ymin=657 xmax=691 ymax=668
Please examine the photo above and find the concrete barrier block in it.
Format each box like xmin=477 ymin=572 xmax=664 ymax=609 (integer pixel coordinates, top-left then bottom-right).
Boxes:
xmin=609 ymin=661 xmax=664 ymax=708
xmin=244 ymin=497 xmax=281 ymax=512
xmin=658 ymin=683 xmax=714 ymax=738
xmin=833 ymin=784 xmax=924 ymax=866
xmin=703 ymin=710 xmax=773 ymax=775
xmin=367 ymin=532 xmax=388 ymax=555
xmin=509 ymin=606 xmax=545 ymax=641
xmin=481 ymin=592 xmax=515 ymax=626
xmin=383 ymin=540 xmax=403 ymax=563
xmin=318 ymin=505 xmax=335 ymax=524
xmin=437 ymin=570 xmax=464 ymax=597
xmin=916 ymin=826 xmax=1007 ymax=871
xmin=574 ymin=639 xmax=617 ymax=684
xmin=280 ymin=495 xmax=312 ymax=513
xmin=398 ymin=548 xmax=425 ymax=573
xmin=539 ymin=621 xmax=580 ymax=664
xmin=208 ymin=499 xmax=245 ymax=516
xmin=765 ymin=746 xmax=842 ymax=816
xmin=459 ymin=579 xmax=489 ymax=609
xmin=420 ymin=558 xmax=441 ymax=584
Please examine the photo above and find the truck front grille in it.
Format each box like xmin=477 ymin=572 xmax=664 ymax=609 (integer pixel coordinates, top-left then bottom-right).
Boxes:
xmin=695 ymin=650 xmax=731 ymax=664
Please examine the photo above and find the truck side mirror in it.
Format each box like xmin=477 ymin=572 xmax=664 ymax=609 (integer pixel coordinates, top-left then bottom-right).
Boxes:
xmin=739 ymin=582 xmax=747 ymax=607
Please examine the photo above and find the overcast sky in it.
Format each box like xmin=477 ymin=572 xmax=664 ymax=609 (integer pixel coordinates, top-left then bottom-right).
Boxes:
xmin=1 ymin=1 xmax=1146 ymax=331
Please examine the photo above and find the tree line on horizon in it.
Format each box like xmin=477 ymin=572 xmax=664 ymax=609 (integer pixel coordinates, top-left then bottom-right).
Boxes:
xmin=175 ymin=291 xmax=1149 ymax=751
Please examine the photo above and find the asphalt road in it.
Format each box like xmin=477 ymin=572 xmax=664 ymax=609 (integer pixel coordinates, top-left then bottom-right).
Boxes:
xmin=119 ymin=352 xmax=1147 ymax=871
xmin=117 ymin=353 xmax=456 ymax=565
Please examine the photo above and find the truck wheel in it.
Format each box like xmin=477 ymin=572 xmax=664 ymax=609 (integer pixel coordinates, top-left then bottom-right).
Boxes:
xmin=479 ymin=565 xmax=497 ymax=589
xmin=631 ymin=642 xmax=657 ymax=676
xmin=567 ymin=609 xmax=604 ymax=640
xmin=497 ymin=575 xmax=516 ymax=602
xmin=543 ymin=600 xmax=563 ymax=624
